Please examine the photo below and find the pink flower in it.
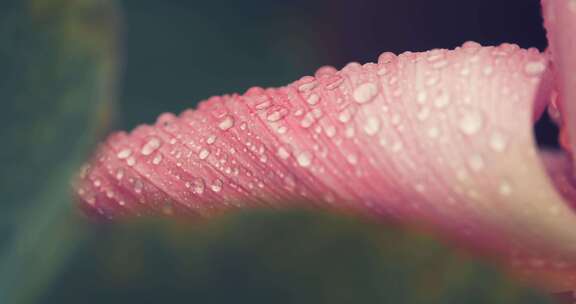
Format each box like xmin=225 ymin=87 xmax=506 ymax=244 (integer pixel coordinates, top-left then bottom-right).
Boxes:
xmin=74 ymin=0 xmax=576 ymax=292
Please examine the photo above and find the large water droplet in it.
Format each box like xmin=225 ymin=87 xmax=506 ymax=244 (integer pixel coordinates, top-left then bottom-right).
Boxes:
xmin=117 ymin=148 xmax=132 ymax=159
xmin=353 ymin=83 xmax=378 ymax=104
xmin=218 ymin=115 xmax=235 ymax=131
xmin=141 ymin=137 xmax=161 ymax=155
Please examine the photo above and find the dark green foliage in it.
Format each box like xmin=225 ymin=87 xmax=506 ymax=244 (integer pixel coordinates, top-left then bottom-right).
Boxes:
xmin=45 ymin=210 xmax=554 ymax=304
xmin=0 ymin=1 xmax=120 ymax=303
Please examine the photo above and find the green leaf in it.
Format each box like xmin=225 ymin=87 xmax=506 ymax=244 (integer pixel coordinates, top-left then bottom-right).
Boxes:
xmin=43 ymin=210 xmax=555 ymax=304
xmin=0 ymin=1 xmax=120 ymax=303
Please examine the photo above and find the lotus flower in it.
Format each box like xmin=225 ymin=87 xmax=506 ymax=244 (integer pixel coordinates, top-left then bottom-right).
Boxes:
xmin=74 ymin=0 xmax=576 ymax=292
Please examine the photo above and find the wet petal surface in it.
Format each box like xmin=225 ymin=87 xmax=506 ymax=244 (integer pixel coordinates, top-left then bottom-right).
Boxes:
xmin=75 ymin=43 xmax=576 ymax=291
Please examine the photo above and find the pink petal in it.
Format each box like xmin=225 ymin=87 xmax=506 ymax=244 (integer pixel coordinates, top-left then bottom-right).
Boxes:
xmin=542 ymin=0 xmax=576 ymax=153
xmin=75 ymin=43 xmax=576 ymax=291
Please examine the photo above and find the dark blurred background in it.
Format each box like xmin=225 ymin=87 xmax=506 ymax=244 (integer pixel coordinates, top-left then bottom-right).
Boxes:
xmin=0 ymin=0 xmax=559 ymax=303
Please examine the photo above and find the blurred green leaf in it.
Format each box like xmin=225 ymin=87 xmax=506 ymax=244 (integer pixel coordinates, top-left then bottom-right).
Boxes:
xmin=44 ymin=210 xmax=554 ymax=304
xmin=0 ymin=0 xmax=120 ymax=303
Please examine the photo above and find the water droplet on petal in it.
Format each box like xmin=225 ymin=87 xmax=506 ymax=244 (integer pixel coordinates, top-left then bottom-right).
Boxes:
xmin=192 ymin=178 xmax=205 ymax=194
xmin=300 ymin=112 xmax=316 ymax=128
xmin=363 ymin=116 xmax=381 ymax=135
xmin=117 ymin=149 xmax=132 ymax=159
xmin=284 ymin=174 xmax=296 ymax=190
xmin=345 ymin=126 xmax=355 ymax=138
xmin=141 ymin=137 xmax=161 ymax=155
xmin=338 ymin=108 xmax=353 ymax=123
xmin=198 ymin=148 xmax=210 ymax=160
xmin=378 ymin=52 xmax=396 ymax=64
xmin=489 ymin=131 xmax=508 ymax=152
xmin=326 ymin=76 xmax=344 ymax=90
xmin=134 ymin=179 xmax=143 ymax=194
xmin=416 ymin=91 xmax=427 ymax=104
xmin=414 ymin=183 xmax=426 ymax=193
xmin=277 ymin=147 xmax=290 ymax=160
xmin=432 ymin=60 xmax=448 ymax=69
xmin=211 ymin=179 xmax=223 ymax=192
xmin=298 ymin=80 xmax=317 ymax=92
xmin=126 ymin=157 xmax=136 ymax=167
xmin=266 ymin=107 xmax=288 ymax=122
xmin=467 ymin=154 xmax=485 ymax=172
xmin=115 ymin=169 xmax=124 ymax=180
xmin=306 ymin=93 xmax=320 ymax=105
xmin=459 ymin=111 xmax=483 ymax=135
xmin=353 ymin=83 xmax=378 ymax=104
xmin=152 ymin=154 xmax=163 ymax=165
xmin=417 ymin=107 xmax=431 ymax=121
xmin=218 ymin=115 xmax=235 ymax=131
xmin=206 ymin=135 xmax=217 ymax=145
xmin=324 ymin=125 xmax=336 ymax=137
xmin=462 ymin=41 xmax=482 ymax=51
xmin=427 ymin=127 xmax=440 ymax=139
xmin=297 ymin=151 xmax=313 ymax=167
xmin=347 ymin=153 xmax=358 ymax=165
xmin=391 ymin=115 xmax=401 ymax=126
xmin=315 ymin=66 xmax=337 ymax=78
xmin=434 ymin=92 xmax=450 ymax=108
xmin=499 ymin=180 xmax=512 ymax=196
xmin=524 ymin=61 xmax=546 ymax=76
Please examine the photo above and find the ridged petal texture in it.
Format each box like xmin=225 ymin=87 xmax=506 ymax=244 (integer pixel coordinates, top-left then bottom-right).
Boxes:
xmin=75 ymin=41 xmax=576 ymax=291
